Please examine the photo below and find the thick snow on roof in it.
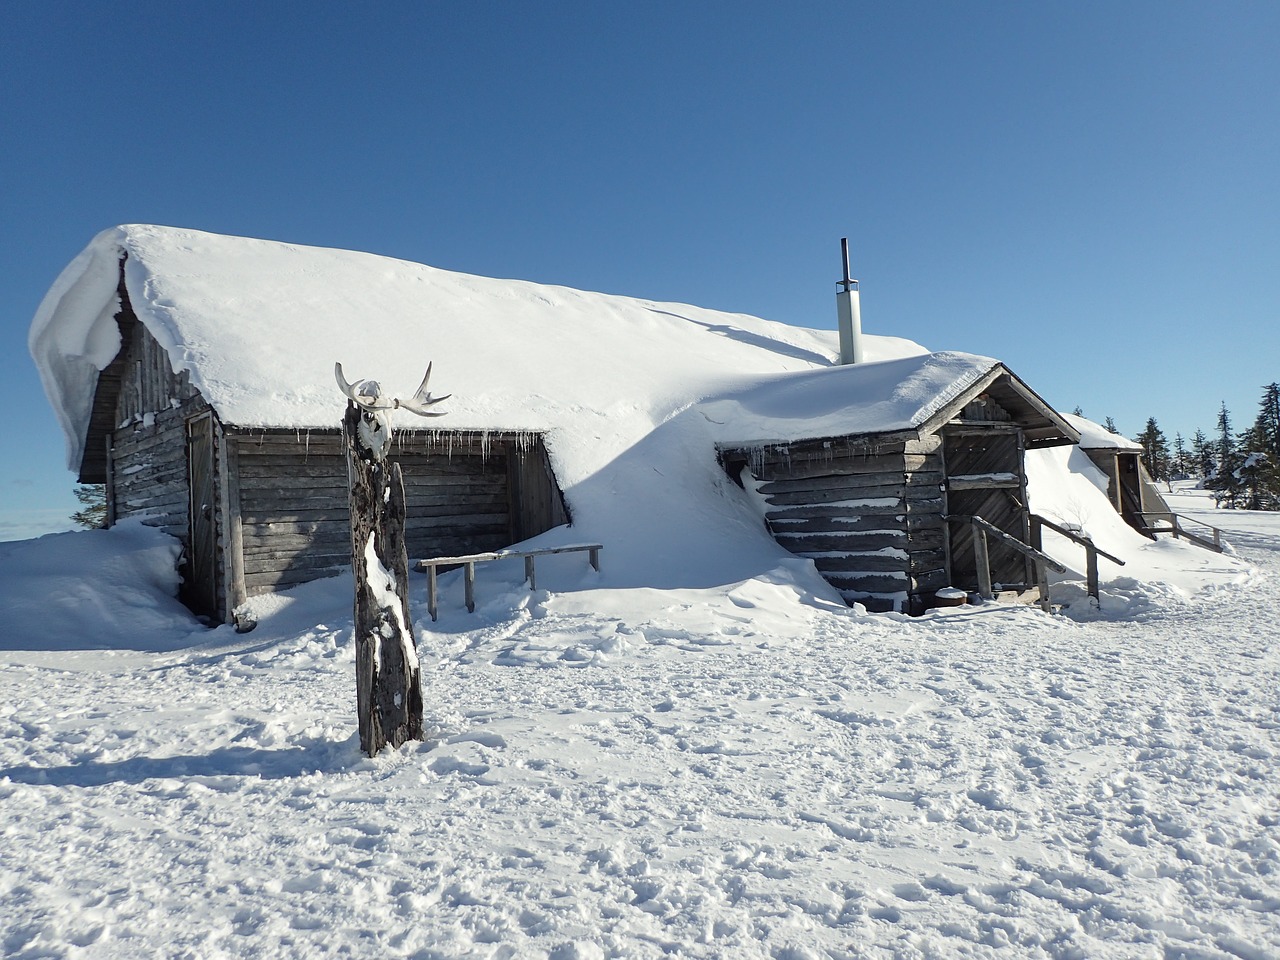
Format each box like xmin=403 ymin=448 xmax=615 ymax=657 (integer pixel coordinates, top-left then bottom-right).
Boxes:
xmin=701 ymin=351 xmax=999 ymax=447
xmin=1064 ymin=413 xmax=1141 ymax=450
xmin=30 ymin=225 xmax=931 ymax=475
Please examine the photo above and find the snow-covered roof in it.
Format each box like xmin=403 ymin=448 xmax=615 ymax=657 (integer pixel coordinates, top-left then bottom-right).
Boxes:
xmin=701 ymin=351 xmax=1005 ymax=448
xmin=31 ymin=225 xmax=940 ymax=476
xmin=1064 ymin=413 xmax=1141 ymax=451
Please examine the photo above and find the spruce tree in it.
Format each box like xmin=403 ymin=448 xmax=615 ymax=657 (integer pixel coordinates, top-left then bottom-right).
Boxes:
xmin=1172 ymin=432 xmax=1188 ymax=479
xmin=1104 ymin=416 xmax=1119 ymax=434
xmin=1191 ymin=428 xmax=1213 ymax=478
xmin=1254 ymin=382 xmax=1280 ymax=460
xmin=1206 ymin=402 xmax=1244 ymax=507
xmin=71 ymin=484 xmax=108 ymax=529
xmin=1135 ymin=418 xmax=1171 ymax=481
xmin=1237 ymin=386 xmax=1280 ymax=510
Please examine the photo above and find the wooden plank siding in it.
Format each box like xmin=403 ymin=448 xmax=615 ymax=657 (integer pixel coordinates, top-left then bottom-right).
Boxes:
xmin=227 ymin=428 xmax=567 ymax=601
xmin=941 ymin=421 xmax=1032 ymax=592
xmin=727 ymin=436 xmax=947 ymax=612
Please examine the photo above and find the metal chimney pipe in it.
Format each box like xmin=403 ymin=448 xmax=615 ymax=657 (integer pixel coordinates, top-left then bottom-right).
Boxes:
xmin=836 ymin=238 xmax=864 ymax=364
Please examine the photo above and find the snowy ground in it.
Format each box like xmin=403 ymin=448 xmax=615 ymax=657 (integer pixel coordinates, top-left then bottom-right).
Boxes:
xmin=2 ymin=500 xmax=1278 ymax=959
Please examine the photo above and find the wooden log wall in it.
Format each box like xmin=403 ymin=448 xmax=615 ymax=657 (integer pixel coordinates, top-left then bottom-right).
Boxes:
xmin=107 ymin=323 xmax=206 ymax=538
xmin=228 ymin=429 xmax=565 ymax=599
xmin=110 ymin=398 xmax=204 ymax=541
xmin=738 ymin=437 xmax=948 ymax=613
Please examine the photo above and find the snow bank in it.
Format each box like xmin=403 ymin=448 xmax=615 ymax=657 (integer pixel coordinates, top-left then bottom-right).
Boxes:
xmin=1026 ymin=445 xmax=1251 ymax=599
xmin=0 ymin=519 xmax=200 ymax=652
xmin=1 ymin=508 xmax=1277 ymax=958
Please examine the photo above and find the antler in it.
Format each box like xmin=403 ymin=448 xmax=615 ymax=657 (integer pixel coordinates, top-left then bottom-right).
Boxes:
xmin=394 ymin=363 xmax=450 ymax=417
xmin=335 ymin=361 xmax=449 ymax=417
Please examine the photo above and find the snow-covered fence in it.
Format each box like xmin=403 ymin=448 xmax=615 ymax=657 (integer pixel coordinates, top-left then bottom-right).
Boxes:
xmin=416 ymin=543 xmax=602 ymax=621
xmin=1029 ymin=514 xmax=1125 ymax=606
xmin=1138 ymin=511 xmax=1224 ymax=553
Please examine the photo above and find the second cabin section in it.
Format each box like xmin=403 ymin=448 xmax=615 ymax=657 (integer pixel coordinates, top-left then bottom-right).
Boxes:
xmin=719 ymin=361 xmax=1079 ymax=614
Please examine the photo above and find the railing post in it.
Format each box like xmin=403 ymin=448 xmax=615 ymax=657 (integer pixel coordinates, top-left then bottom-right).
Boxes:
xmin=1036 ymin=561 xmax=1050 ymax=612
xmin=974 ymin=524 xmax=994 ymax=600
xmin=1086 ymin=543 xmax=1100 ymax=606
xmin=1029 ymin=515 xmax=1043 ymax=553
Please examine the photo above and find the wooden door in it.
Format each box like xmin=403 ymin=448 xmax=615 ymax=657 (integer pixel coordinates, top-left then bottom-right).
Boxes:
xmin=944 ymin=426 xmax=1032 ymax=591
xmin=185 ymin=413 xmax=219 ymax=619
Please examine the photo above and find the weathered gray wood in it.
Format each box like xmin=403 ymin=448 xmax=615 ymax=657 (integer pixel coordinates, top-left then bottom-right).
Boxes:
xmin=811 ymin=554 xmax=911 ymax=574
xmin=758 ymin=471 xmax=935 ymax=496
xmin=756 ymin=451 xmax=927 ymax=479
xmin=912 ymin=568 xmax=950 ymax=591
xmin=974 ymin=529 xmax=994 ymax=599
xmin=946 ymin=475 xmax=1021 ymax=492
xmin=765 ymin=482 xmax=907 ymax=506
xmin=767 ymin=514 xmax=902 ymax=533
xmin=774 ymin=532 xmax=908 ymax=553
xmin=104 ymin=438 xmax=117 ymax=527
xmin=823 ymin=573 xmax=911 ymax=594
xmin=768 ymin=498 xmax=946 ymax=521
xmin=344 ymin=402 xmax=423 ymax=758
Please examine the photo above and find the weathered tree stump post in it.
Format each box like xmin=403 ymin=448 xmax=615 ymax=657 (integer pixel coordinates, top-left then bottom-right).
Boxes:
xmin=344 ymin=402 xmax=423 ymax=756
xmin=336 ymin=361 xmax=449 ymax=758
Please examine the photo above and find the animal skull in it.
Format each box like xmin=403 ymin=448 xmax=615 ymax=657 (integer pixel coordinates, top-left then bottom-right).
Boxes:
xmin=336 ymin=362 xmax=449 ymax=461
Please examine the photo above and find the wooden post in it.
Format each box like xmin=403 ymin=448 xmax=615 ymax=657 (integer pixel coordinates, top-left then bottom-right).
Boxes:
xmin=344 ymin=402 xmax=424 ymax=758
xmin=1035 ymin=561 xmax=1050 ymax=612
xmin=974 ymin=525 xmax=994 ymax=600
xmin=1086 ymin=543 xmax=1100 ymax=606
xmin=464 ymin=562 xmax=476 ymax=613
xmin=426 ymin=565 xmax=439 ymax=622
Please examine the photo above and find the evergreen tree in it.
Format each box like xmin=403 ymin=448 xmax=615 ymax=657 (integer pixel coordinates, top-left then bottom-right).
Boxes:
xmin=1235 ymin=389 xmax=1280 ymax=510
xmin=1104 ymin=416 xmax=1119 ymax=434
xmin=1253 ymin=382 xmax=1280 ymax=460
xmin=1172 ymin=432 xmax=1188 ymax=479
xmin=1134 ymin=418 xmax=1171 ymax=481
xmin=1191 ymin=428 xmax=1213 ymax=478
xmin=71 ymin=484 xmax=107 ymax=529
xmin=1071 ymin=405 xmax=1084 ymax=417
xmin=1206 ymin=402 xmax=1244 ymax=507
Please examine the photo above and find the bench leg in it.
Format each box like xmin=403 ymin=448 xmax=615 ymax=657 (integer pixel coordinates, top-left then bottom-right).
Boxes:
xmin=525 ymin=555 xmax=536 ymax=590
xmin=427 ymin=566 xmax=438 ymax=622
xmin=589 ymin=547 xmax=600 ymax=572
xmin=464 ymin=562 xmax=476 ymax=613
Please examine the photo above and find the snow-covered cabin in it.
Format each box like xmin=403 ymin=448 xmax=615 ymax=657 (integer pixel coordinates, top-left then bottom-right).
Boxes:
xmin=713 ymin=354 xmax=1079 ymax=611
xmin=32 ymin=225 xmax=1086 ymax=621
xmin=1063 ymin=414 xmax=1172 ymax=535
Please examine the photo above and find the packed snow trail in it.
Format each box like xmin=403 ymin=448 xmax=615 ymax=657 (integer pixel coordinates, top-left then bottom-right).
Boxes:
xmin=1 ymin=517 xmax=1278 ymax=958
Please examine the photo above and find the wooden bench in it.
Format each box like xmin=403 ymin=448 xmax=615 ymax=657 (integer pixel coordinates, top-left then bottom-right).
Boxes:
xmin=414 ymin=543 xmax=602 ymax=621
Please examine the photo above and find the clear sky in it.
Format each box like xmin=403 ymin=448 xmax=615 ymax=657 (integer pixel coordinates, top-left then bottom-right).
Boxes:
xmin=3 ymin=2 xmax=1278 ymax=540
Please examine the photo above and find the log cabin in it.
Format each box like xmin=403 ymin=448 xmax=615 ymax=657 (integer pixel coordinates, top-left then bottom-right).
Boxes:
xmin=33 ymin=225 xmax=1099 ymax=623
xmin=712 ymin=353 xmax=1079 ymax=613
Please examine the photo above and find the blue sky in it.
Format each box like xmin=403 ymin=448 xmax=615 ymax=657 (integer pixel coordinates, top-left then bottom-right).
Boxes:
xmin=3 ymin=2 xmax=1278 ymax=539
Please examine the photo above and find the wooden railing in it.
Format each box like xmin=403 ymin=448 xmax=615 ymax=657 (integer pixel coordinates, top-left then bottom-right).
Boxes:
xmin=415 ymin=543 xmax=602 ymax=621
xmin=1029 ymin=514 xmax=1125 ymax=605
xmin=1138 ymin=511 xmax=1224 ymax=553
xmin=948 ymin=515 xmax=1065 ymax=612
